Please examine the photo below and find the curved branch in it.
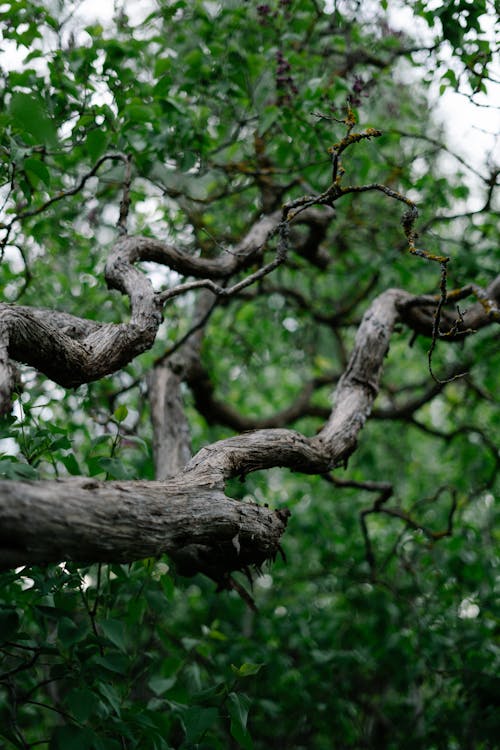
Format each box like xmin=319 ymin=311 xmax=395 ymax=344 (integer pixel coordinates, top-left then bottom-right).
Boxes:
xmin=0 ymin=475 xmax=289 ymax=582
xmin=0 ymin=287 xmax=409 ymax=575
xmin=398 ymin=274 xmax=500 ymax=338
xmin=117 ymin=211 xmax=279 ymax=281
xmin=184 ymin=288 xmax=410 ymax=478
xmin=2 ymin=282 xmax=499 ymax=572
xmin=0 ymin=213 xmax=285 ymax=412
xmin=0 ymin=301 xmax=161 ymax=412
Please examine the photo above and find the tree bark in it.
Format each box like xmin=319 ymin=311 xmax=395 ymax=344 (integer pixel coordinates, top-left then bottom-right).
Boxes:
xmin=0 ymin=287 xmax=411 ymax=574
xmin=1 ymin=181 xmax=498 ymax=576
xmin=148 ymin=365 xmax=192 ymax=480
xmin=0 ymin=474 xmax=289 ymax=583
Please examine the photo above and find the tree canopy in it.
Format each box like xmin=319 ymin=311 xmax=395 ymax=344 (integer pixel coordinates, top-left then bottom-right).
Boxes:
xmin=0 ymin=1 xmax=498 ymax=748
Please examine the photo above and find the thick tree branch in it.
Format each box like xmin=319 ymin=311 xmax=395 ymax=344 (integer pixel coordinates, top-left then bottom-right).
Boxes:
xmin=1 ymin=123 xmax=498 ymax=574
xmin=0 ymin=475 xmax=289 ymax=583
xmin=148 ymin=291 xmax=216 ymax=479
xmin=0 ymin=287 xmax=408 ymax=571
xmin=148 ymin=366 xmax=192 ymax=480
xmin=118 ymin=211 xmax=280 ymax=281
xmin=184 ymin=288 xmax=410 ymax=478
xmin=0 ymin=212 xmax=282 ymax=412
xmin=0 ymin=303 xmax=161 ymax=411
xmin=1 ymin=279 xmax=498 ymax=572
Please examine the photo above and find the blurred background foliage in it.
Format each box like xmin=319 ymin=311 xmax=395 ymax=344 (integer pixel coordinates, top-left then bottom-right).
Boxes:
xmin=0 ymin=0 xmax=498 ymax=748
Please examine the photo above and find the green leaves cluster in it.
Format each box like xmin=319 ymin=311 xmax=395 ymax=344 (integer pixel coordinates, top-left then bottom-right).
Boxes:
xmin=0 ymin=559 xmax=268 ymax=749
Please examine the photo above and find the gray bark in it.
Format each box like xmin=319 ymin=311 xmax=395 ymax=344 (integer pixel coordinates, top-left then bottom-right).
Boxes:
xmin=148 ymin=290 xmax=216 ymax=479
xmin=0 ymin=214 xmax=280 ymax=413
xmin=0 ymin=474 xmax=290 ymax=582
xmin=0 ymin=287 xmax=410 ymax=573
xmin=0 ymin=196 xmax=498 ymax=576
xmin=148 ymin=366 xmax=192 ymax=480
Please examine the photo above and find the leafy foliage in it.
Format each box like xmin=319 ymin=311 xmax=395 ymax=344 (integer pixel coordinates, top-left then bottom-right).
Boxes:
xmin=0 ymin=1 xmax=498 ymax=748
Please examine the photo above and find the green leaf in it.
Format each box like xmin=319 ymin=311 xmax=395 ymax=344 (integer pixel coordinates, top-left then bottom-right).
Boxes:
xmin=154 ymin=58 xmax=172 ymax=77
xmin=113 ymin=404 xmax=128 ymax=423
xmin=441 ymin=68 xmax=458 ymax=88
xmin=91 ymin=652 xmax=129 ymax=675
xmin=148 ymin=676 xmax=177 ymax=696
xmin=228 ymin=692 xmax=253 ymax=750
xmin=24 ymin=157 xmax=51 ymax=187
xmin=100 ymin=618 xmax=128 ymax=652
xmin=90 ymin=434 xmax=113 ymax=449
xmin=10 ymin=92 xmax=58 ymax=146
xmin=0 ymin=459 xmax=39 ymax=479
xmin=60 ymin=452 xmax=81 ymax=475
xmin=182 ymin=706 xmax=218 ymax=743
xmin=64 ymin=688 xmax=100 ymax=723
xmin=126 ymin=104 xmax=152 ymax=123
xmin=231 ymin=662 xmax=264 ymax=677
xmin=121 ymin=435 xmax=148 ymax=452
xmin=57 ymin=616 xmax=87 ymax=648
xmin=96 ymin=682 xmax=122 ymax=715
xmin=258 ymin=106 xmax=279 ymax=136
xmin=97 ymin=457 xmax=134 ymax=479
xmin=86 ymin=128 xmax=107 ymax=161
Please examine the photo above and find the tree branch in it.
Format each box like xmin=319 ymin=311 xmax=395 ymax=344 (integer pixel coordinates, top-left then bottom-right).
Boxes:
xmin=1 ymin=278 xmax=498 ymax=573
xmin=397 ymin=274 xmax=500 ymax=338
xmin=0 ymin=475 xmax=289 ymax=583
xmin=183 ymin=288 xmax=410 ymax=478
xmin=0 ymin=287 xmax=409 ymax=571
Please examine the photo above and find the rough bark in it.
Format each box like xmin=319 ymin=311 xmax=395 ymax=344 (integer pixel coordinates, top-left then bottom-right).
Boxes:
xmin=0 ymin=287 xmax=410 ymax=573
xmin=0 ymin=213 xmax=280 ymax=413
xmin=0 ymin=475 xmax=290 ymax=583
xmin=148 ymin=365 xmax=192 ymax=480
xmin=148 ymin=290 xmax=216 ymax=479
xmin=0 ymin=190 xmax=498 ymax=575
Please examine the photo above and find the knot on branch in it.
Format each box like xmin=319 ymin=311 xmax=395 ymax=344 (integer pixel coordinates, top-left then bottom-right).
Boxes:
xmin=169 ymin=506 xmax=290 ymax=585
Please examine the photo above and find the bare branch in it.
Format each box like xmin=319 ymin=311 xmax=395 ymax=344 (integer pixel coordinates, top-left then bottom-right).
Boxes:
xmin=184 ymin=288 xmax=411 ymax=479
xmin=398 ymin=274 xmax=500 ymax=339
xmin=156 ymin=221 xmax=289 ymax=304
xmin=0 ymin=475 xmax=289 ymax=582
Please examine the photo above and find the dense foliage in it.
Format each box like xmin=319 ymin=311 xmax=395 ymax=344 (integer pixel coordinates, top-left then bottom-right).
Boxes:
xmin=0 ymin=1 xmax=498 ymax=748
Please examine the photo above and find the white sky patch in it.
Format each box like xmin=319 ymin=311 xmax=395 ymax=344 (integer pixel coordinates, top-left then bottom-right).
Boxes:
xmin=65 ymin=0 xmax=155 ymax=29
xmin=387 ymin=3 xmax=499 ymax=174
xmin=458 ymin=597 xmax=480 ymax=619
xmin=282 ymin=317 xmax=299 ymax=332
xmin=76 ymin=0 xmax=115 ymax=25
